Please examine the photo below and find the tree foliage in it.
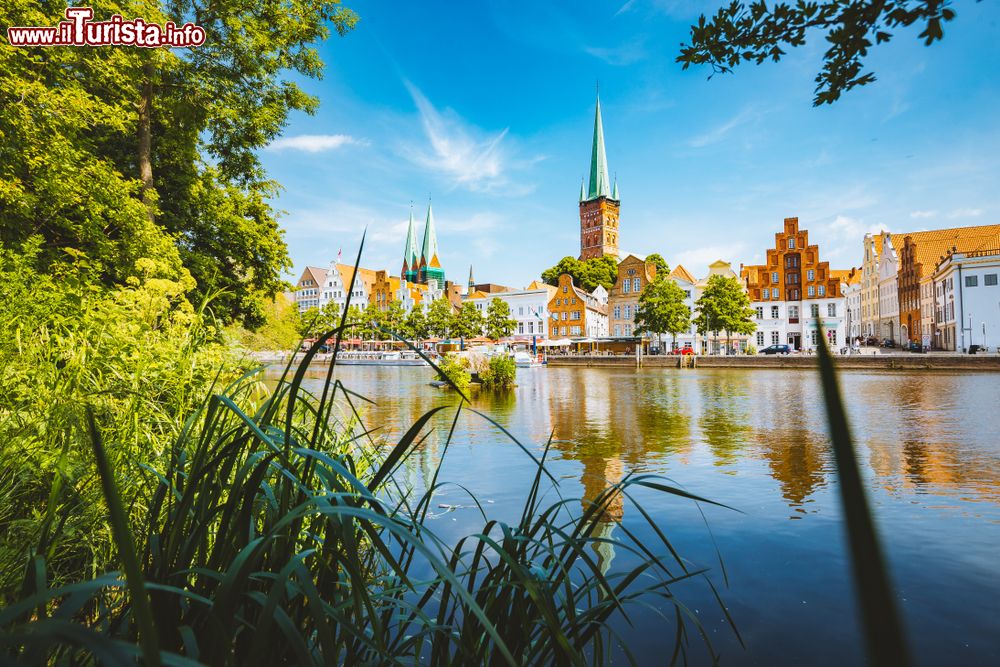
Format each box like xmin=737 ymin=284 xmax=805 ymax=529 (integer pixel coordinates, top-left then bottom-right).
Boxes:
xmin=541 ymin=255 xmax=619 ymax=293
xmin=484 ymin=298 xmax=517 ymax=341
xmin=403 ymin=307 xmax=430 ymax=340
xmin=694 ymin=274 xmax=756 ymax=348
xmin=298 ymin=300 xmax=341 ymax=339
xmin=426 ymin=297 xmax=455 ymax=339
xmin=646 ymin=253 xmax=670 ymax=277
xmin=0 ymin=0 xmax=358 ymax=325
xmin=451 ymin=301 xmax=485 ymax=340
xmin=240 ymin=292 xmax=302 ymax=350
xmin=634 ymin=276 xmax=692 ymax=347
xmin=677 ymin=0 xmax=959 ymax=105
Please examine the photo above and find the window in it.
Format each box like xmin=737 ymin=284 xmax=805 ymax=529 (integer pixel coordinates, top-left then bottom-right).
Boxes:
xmin=518 ymin=322 xmax=524 ymax=334
xmin=528 ymin=322 xmax=534 ymax=334
xmin=818 ymin=285 xmax=826 ymax=297
xmin=561 ymin=312 xmax=567 ymax=320
xmin=986 ymin=274 xmax=998 ymax=286
xmin=789 ymin=306 xmax=799 ymax=323
xmin=810 ymin=330 xmax=818 ymax=346
xmin=828 ymin=303 xmax=837 ymax=317
xmin=772 ymin=272 xmax=779 ymax=284
xmin=633 ymin=278 xmax=641 ymax=292
xmin=624 ymin=304 xmax=632 ymax=319
xmin=772 ymin=288 xmax=779 ymax=299
xmin=755 ymin=307 xmax=764 ymax=319
xmin=572 ymin=310 xmax=581 ymax=320
xmin=808 ymin=285 xmax=815 ymax=297
xmin=771 ymin=331 xmax=780 ymax=345
xmin=560 ymin=326 xmax=566 ymax=336
xmin=613 ymin=305 xmax=621 ymax=319
xmin=965 ymin=275 xmax=978 ymax=287
xmin=757 ymin=331 xmax=765 ymax=346
xmin=810 ymin=303 xmax=819 ymax=318
xmin=622 ymin=280 xmax=630 ymax=294
xmin=807 ymin=269 xmax=815 ymax=281
xmin=571 ymin=326 xmax=581 ymax=336
xmin=563 ymin=286 xmax=568 ymax=293
xmin=788 ymin=238 xmax=796 ymax=249
xmin=762 ymin=290 xmax=769 ymax=300
xmin=771 ymin=306 xmax=779 ymax=319
xmin=614 ymin=325 xmax=621 ymax=336
xmin=518 ymin=306 xmax=524 ymax=315
xmin=828 ymin=330 xmax=838 ymax=345
xmin=624 ymin=325 xmax=631 ymax=336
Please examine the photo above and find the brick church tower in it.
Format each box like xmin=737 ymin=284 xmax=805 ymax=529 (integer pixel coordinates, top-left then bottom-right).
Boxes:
xmin=578 ymin=92 xmax=620 ymax=261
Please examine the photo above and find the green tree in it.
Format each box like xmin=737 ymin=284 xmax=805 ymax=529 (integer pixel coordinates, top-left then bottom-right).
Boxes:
xmin=382 ymin=302 xmax=406 ymax=338
xmin=678 ymin=1 xmax=957 ymax=106
xmin=298 ymin=300 xmax=341 ymax=339
xmin=403 ymin=307 xmax=430 ymax=341
xmin=361 ymin=303 xmax=384 ymax=341
xmin=0 ymin=1 xmax=359 ymax=325
xmin=634 ymin=276 xmax=692 ymax=351
xmin=426 ymin=297 xmax=455 ymax=339
xmin=646 ymin=253 xmax=670 ymax=277
xmin=345 ymin=305 xmax=365 ymax=339
xmin=239 ymin=293 xmax=302 ymax=351
xmin=451 ymin=301 xmax=485 ymax=340
xmin=693 ymin=275 xmax=756 ymax=353
xmin=484 ymin=299 xmax=517 ymax=341
xmin=541 ymin=255 xmax=618 ymax=292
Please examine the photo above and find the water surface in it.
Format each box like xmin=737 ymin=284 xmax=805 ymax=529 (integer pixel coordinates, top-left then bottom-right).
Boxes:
xmin=287 ymin=365 xmax=1000 ymax=665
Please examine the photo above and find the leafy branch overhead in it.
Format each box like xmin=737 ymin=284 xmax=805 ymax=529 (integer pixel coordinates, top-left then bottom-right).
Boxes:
xmin=677 ymin=0 xmax=961 ymax=105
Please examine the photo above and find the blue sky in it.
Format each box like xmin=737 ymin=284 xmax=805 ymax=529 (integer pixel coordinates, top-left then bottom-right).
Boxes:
xmin=261 ymin=0 xmax=1000 ymax=288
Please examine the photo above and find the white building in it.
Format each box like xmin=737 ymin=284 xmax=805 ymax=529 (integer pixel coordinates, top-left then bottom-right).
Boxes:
xmin=465 ymin=280 xmax=557 ymax=341
xmin=933 ymin=236 xmax=1000 ymax=352
xmin=876 ymin=231 xmax=900 ymax=343
xmin=844 ymin=276 xmax=862 ymax=343
xmin=322 ymin=263 xmax=376 ymax=311
xmin=294 ymin=266 xmax=328 ymax=312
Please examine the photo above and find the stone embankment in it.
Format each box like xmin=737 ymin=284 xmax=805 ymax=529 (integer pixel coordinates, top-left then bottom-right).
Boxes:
xmin=545 ymin=354 xmax=1000 ymax=371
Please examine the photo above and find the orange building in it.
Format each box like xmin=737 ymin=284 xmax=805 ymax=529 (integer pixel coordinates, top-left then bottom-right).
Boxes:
xmin=608 ymin=254 xmax=657 ymax=338
xmin=547 ymin=274 xmax=609 ymax=338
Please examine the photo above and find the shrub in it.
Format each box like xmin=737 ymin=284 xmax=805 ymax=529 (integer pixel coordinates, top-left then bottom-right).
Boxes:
xmin=480 ymin=354 xmax=517 ymax=389
xmin=436 ymin=353 xmax=471 ymax=390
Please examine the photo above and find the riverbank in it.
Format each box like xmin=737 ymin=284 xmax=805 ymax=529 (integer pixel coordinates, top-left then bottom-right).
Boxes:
xmin=546 ymin=353 xmax=1000 ymax=371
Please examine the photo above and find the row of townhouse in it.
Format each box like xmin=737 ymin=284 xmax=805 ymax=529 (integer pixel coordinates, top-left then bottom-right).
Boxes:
xmin=859 ymin=223 xmax=1000 ymax=350
xmin=294 ymin=263 xmax=462 ymax=316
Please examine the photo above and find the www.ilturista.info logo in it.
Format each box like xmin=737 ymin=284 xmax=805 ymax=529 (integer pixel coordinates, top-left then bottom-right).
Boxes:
xmin=6 ymin=7 xmax=205 ymax=47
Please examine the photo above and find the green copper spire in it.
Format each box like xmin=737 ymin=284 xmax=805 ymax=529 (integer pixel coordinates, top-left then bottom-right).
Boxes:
xmin=612 ymin=176 xmax=619 ymax=201
xmin=419 ymin=202 xmax=445 ymax=285
xmin=579 ymin=178 xmax=586 ymax=203
xmin=587 ymin=92 xmax=611 ymax=200
xmin=402 ymin=206 xmax=419 ymax=282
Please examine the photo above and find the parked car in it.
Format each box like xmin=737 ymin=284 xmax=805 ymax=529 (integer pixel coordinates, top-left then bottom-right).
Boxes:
xmin=865 ymin=336 xmax=880 ymax=346
xmin=969 ymin=344 xmax=982 ymax=354
xmin=670 ymin=347 xmax=695 ymax=355
xmin=881 ymin=339 xmax=896 ymax=348
xmin=760 ymin=344 xmax=792 ymax=355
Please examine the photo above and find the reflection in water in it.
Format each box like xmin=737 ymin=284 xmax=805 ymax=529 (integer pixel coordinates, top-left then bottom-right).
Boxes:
xmin=282 ymin=365 xmax=1000 ymax=666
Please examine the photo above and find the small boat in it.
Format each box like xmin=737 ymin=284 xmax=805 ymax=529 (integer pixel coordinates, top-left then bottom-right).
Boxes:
xmin=334 ymin=351 xmax=429 ymax=366
xmin=513 ymin=351 xmax=542 ymax=368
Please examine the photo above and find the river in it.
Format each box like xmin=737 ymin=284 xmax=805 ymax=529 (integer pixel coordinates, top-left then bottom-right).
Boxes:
xmin=286 ymin=364 xmax=1000 ymax=665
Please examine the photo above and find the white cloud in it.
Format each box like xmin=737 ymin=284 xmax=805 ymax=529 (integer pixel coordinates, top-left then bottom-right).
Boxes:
xmin=825 ymin=215 xmax=885 ymax=238
xmin=401 ymin=81 xmax=525 ymax=194
xmin=909 ymin=210 xmax=937 ymax=219
xmin=689 ymin=107 xmax=757 ymax=148
xmin=267 ymin=134 xmax=366 ymax=153
xmin=614 ymin=0 xmax=637 ymax=17
xmin=948 ymin=207 xmax=983 ymax=219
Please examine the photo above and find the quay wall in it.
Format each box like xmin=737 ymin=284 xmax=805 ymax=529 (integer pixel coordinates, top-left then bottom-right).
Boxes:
xmin=545 ymin=354 xmax=1000 ymax=371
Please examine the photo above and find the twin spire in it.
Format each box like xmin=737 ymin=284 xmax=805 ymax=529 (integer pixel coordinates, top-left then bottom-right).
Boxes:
xmin=401 ymin=202 xmax=444 ymax=286
xmin=580 ymin=90 xmax=618 ymax=202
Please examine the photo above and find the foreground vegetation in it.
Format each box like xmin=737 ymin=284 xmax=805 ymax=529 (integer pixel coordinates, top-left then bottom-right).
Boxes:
xmin=0 ymin=300 xmax=734 ymax=663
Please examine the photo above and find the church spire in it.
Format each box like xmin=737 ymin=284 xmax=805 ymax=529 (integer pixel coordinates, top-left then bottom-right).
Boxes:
xmin=579 ymin=178 xmax=586 ymax=203
xmin=587 ymin=91 xmax=612 ymax=200
xmin=612 ymin=175 xmax=619 ymax=201
xmin=468 ymin=264 xmax=475 ymax=290
xmin=402 ymin=205 xmax=419 ymax=283
xmin=418 ymin=201 xmax=444 ymax=285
